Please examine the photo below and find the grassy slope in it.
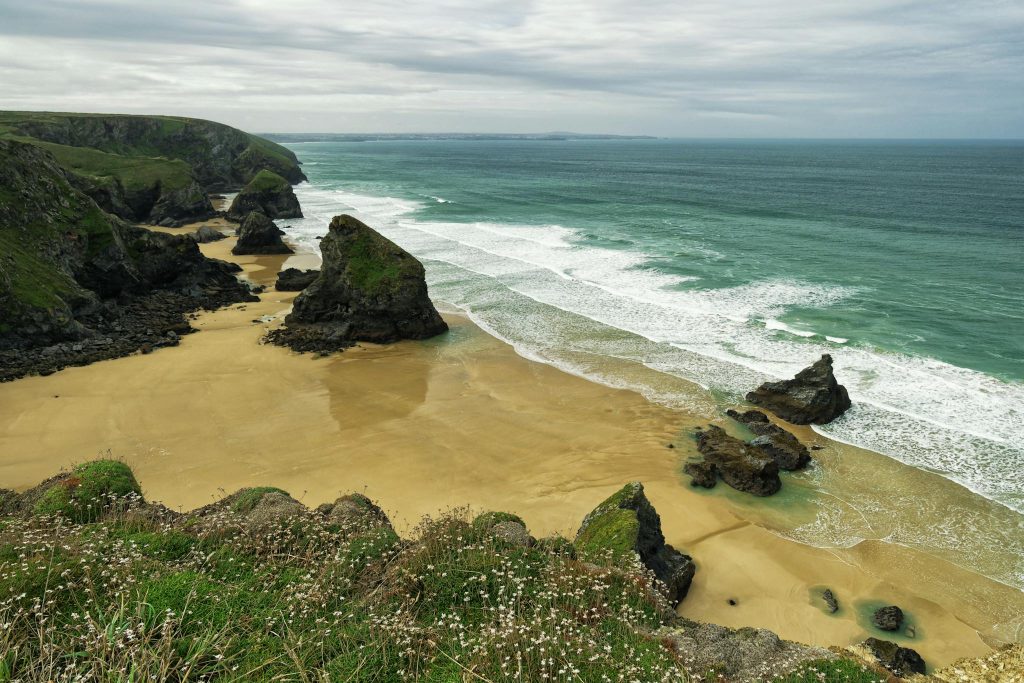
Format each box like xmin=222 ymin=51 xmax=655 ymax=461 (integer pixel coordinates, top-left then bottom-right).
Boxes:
xmin=0 ymin=111 xmax=301 ymax=197
xmin=0 ymin=463 xmax=888 ymax=683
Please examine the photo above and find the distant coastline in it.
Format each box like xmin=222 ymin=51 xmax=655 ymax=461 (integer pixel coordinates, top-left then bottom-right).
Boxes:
xmin=261 ymin=132 xmax=659 ymax=143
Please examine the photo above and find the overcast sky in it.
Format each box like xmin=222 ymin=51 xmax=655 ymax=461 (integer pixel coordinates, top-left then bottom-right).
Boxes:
xmin=1 ymin=0 xmax=1022 ymax=137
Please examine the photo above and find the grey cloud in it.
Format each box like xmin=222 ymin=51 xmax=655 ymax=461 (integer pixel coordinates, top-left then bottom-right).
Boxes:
xmin=0 ymin=0 xmax=1020 ymax=136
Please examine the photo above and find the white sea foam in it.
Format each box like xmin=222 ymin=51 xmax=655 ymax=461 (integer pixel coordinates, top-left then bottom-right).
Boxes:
xmin=288 ymin=183 xmax=1024 ymax=521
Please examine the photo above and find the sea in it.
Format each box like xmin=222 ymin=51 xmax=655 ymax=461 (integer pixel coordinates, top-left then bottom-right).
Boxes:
xmin=275 ymin=138 xmax=1024 ymax=590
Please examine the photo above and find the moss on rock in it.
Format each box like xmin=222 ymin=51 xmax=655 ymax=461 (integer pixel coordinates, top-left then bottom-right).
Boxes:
xmin=33 ymin=460 xmax=142 ymax=522
xmin=229 ymin=487 xmax=290 ymax=514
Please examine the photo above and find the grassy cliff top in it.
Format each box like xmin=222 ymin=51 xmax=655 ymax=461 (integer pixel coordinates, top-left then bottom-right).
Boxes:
xmin=0 ymin=111 xmax=305 ymax=191
xmin=244 ymin=168 xmax=291 ymax=193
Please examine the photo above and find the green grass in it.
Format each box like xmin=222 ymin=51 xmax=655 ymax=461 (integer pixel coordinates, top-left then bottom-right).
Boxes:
xmin=344 ymin=229 xmax=409 ymax=295
xmin=229 ymin=487 xmax=290 ymax=514
xmin=30 ymin=140 xmax=194 ymax=193
xmin=775 ymin=658 xmax=887 ymax=682
xmin=243 ymin=169 xmax=289 ymax=193
xmin=33 ymin=459 xmax=142 ymax=523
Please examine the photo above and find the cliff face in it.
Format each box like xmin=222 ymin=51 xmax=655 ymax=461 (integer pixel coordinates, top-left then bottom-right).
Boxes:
xmin=0 ymin=112 xmax=306 ymax=226
xmin=0 ymin=139 xmax=254 ymax=378
xmin=0 ymin=112 xmax=305 ymax=189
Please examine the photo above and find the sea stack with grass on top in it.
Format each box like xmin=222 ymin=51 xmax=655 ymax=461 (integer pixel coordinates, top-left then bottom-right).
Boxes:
xmin=746 ymin=354 xmax=851 ymax=424
xmin=268 ymin=214 xmax=448 ymax=352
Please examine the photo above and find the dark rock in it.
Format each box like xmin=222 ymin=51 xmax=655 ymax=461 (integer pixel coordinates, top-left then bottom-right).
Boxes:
xmin=695 ymin=426 xmax=781 ymax=496
xmin=873 ymin=605 xmax=904 ymax=631
xmin=190 ymin=225 xmax=226 ymax=243
xmin=275 ymin=267 xmax=320 ymax=291
xmin=575 ymin=482 xmax=696 ymax=606
xmin=684 ymin=460 xmax=718 ymax=488
xmin=728 ymin=598 xmax=737 ymax=606
xmin=226 ymin=170 xmax=302 ymax=221
xmin=822 ymin=589 xmax=839 ymax=613
xmin=746 ymin=354 xmax=852 ymax=425
xmin=862 ymin=637 xmax=926 ymax=676
xmin=727 ymin=409 xmax=811 ymax=471
xmin=232 ymin=212 xmax=294 ymax=256
xmin=0 ymin=139 xmax=256 ymax=382
xmin=267 ymin=214 xmax=447 ymax=353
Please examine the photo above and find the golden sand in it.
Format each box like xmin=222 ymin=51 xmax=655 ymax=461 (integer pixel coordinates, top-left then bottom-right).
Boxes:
xmin=0 ymin=220 xmax=1020 ymax=668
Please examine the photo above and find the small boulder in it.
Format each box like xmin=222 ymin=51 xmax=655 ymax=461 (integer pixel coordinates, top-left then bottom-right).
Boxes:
xmin=695 ymin=426 xmax=781 ymax=496
xmin=873 ymin=605 xmax=904 ymax=631
xmin=575 ymin=482 xmax=695 ymax=606
xmin=862 ymin=637 xmax=926 ymax=676
xmin=319 ymin=493 xmax=393 ymax=534
xmin=190 ymin=225 xmax=226 ymax=243
xmin=746 ymin=354 xmax=852 ymax=425
xmin=727 ymin=409 xmax=811 ymax=471
xmin=822 ymin=588 xmax=839 ymax=614
xmin=683 ymin=460 xmax=718 ymax=488
xmin=226 ymin=170 xmax=303 ymax=221
xmin=232 ymin=212 xmax=294 ymax=256
xmin=275 ymin=267 xmax=320 ymax=291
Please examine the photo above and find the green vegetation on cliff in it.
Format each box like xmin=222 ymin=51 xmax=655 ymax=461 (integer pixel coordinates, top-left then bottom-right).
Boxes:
xmin=0 ymin=464 xmax=890 ymax=682
xmin=0 ymin=111 xmax=305 ymax=225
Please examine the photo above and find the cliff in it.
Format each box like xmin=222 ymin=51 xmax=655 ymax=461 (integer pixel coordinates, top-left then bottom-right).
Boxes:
xmin=0 ymin=111 xmax=305 ymax=225
xmin=0 ymin=139 xmax=255 ymax=380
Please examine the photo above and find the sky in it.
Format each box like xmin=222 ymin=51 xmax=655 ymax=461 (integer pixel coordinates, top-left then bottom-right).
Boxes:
xmin=0 ymin=0 xmax=1022 ymax=137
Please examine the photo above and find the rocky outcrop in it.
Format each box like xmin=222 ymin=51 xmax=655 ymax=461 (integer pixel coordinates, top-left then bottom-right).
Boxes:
xmin=191 ymin=226 xmax=226 ymax=243
xmin=267 ymin=214 xmax=448 ymax=353
xmin=873 ymin=605 xmax=904 ymax=631
xmin=0 ymin=139 xmax=255 ymax=381
xmin=660 ymin=619 xmax=836 ymax=683
xmin=822 ymin=589 xmax=839 ymax=614
xmin=4 ymin=112 xmax=306 ymax=189
xmin=275 ymin=267 xmax=319 ymax=291
xmin=226 ymin=170 xmax=302 ymax=221
xmin=861 ymin=638 xmax=926 ymax=677
xmin=148 ymin=180 xmax=217 ymax=226
xmin=929 ymin=644 xmax=1023 ymax=683
xmin=726 ymin=409 xmax=811 ymax=471
xmin=683 ymin=460 xmax=718 ymax=488
xmin=575 ymin=482 xmax=695 ymax=606
xmin=317 ymin=493 xmax=393 ymax=533
xmin=691 ymin=426 xmax=782 ymax=496
xmin=232 ymin=212 xmax=294 ymax=255
xmin=746 ymin=354 xmax=852 ymax=425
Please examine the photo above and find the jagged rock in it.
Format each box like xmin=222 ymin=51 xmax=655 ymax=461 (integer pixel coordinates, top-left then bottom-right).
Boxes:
xmin=862 ymin=637 xmax=926 ymax=676
xmin=190 ymin=225 xmax=226 ymax=243
xmin=232 ymin=212 xmax=293 ymax=255
xmin=575 ymin=482 xmax=695 ymax=606
xmin=694 ymin=426 xmax=781 ymax=496
xmin=727 ymin=409 xmax=811 ymax=471
xmin=823 ymin=588 xmax=839 ymax=613
xmin=267 ymin=214 xmax=447 ymax=352
xmin=226 ymin=170 xmax=302 ymax=221
xmin=929 ymin=644 xmax=1023 ymax=683
xmin=660 ymin=619 xmax=836 ymax=683
xmin=746 ymin=354 xmax=852 ymax=425
xmin=149 ymin=181 xmax=217 ymax=226
xmin=275 ymin=267 xmax=319 ymax=291
xmin=683 ymin=460 xmax=718 ymax=488
xmin=873 ymin=605 xmax=904 ymax=631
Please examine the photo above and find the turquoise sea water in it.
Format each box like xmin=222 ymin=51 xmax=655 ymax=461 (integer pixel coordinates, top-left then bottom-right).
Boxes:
xmin=278 ymin=139 xmax=1024 ymax=523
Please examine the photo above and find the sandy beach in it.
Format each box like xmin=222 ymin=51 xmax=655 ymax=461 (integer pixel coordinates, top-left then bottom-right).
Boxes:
xmin=1 ymin=216 xmax=1021 ymax=669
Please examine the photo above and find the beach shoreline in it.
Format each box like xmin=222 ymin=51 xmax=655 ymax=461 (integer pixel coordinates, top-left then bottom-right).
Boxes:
xmin=0 ymin=214 xmax=1020 ymax=669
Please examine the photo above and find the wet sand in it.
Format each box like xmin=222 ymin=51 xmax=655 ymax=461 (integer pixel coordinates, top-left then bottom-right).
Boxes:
xmin=0 ymin=218 xmax=1020 ymax=668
